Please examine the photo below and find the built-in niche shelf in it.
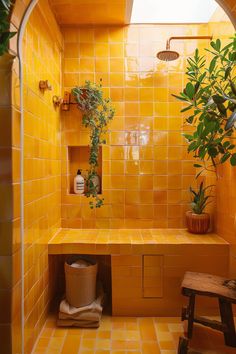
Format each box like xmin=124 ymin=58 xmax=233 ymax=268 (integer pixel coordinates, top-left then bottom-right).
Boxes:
xmin=68 ymin=146 xmax=102 ymax=195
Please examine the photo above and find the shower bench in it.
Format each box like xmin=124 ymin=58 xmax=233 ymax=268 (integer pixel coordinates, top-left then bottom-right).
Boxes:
xmin=48 ymin=228 xmax=229 ymax=316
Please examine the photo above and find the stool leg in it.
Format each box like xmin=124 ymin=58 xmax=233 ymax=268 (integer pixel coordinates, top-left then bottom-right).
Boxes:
xmin=187 ymin=295 xmax=195 ymax=339
xmin=178 ymin=336 xmax=189 ymax=354
xmin=219 ymin=298 xmax=236 ymax=347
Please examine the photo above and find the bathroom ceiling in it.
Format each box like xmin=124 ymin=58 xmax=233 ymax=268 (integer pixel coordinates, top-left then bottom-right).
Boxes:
xmin=49 ymin=0 xmax=134 ymax=25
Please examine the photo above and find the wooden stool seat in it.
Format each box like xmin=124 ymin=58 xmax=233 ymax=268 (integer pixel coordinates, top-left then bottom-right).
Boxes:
xmin=181 ymin=272 xmax=236 ymax=348
xmin=182 ymin=272 xmax=236 ymax=303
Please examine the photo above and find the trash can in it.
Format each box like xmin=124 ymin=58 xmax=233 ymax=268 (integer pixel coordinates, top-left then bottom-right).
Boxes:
xmin=65 ymin=257 xmax=97 ymax=308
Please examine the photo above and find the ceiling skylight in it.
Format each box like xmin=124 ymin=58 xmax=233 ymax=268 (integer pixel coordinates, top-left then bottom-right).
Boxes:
xmin=131 ymin=0 xmax=218 ymax=23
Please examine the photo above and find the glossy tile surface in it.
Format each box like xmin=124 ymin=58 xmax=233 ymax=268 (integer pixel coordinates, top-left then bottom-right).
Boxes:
xmin=32 ymin=314 xmax=236 ymax=354
xmin=49 ymin=228 xmax=228 ymax=255
xmin=49 ymin=0 xmax=127 ymax=25
xmin=22 ymin=3 xmax=62 ymax=353
xmin=61 ymin=12 xmax=234 ymax=229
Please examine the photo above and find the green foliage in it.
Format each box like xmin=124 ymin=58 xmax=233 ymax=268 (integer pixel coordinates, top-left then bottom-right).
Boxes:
xmin=173 ymin=35 xmax=236 ymax=176
xmin=72 ymin=80 xmax=115 ymax=208
xmin=190 ymin=182 xmax=213 ymax=214
xmin=0 ymin=0 xmax=16 ymax=56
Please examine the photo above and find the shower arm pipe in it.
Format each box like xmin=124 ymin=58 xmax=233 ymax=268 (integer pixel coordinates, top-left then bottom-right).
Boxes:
xmin=166 ymin=36 xmax=213 ymax=50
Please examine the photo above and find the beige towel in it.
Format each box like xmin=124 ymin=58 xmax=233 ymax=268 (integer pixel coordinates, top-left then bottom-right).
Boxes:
xmin=57 ymin=282 xmax=105 ymax=328
xmin=59 ymin=309 xmax=101 ymax=321
xmin=59 ymin=295 xmax=102 ymax=316
xmin=57 ymin=319 xmax=100 ymax=328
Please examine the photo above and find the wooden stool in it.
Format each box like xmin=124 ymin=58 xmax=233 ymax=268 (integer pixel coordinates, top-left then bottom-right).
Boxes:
xmin=181 ymin=272 xmax=236 ymax=347
xmin=177 ymin=336 xmax=224 ymax=354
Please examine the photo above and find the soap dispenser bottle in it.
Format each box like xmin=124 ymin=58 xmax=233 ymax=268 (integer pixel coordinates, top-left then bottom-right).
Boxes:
xmin=74 ymin=169 xmax=84 ymax=194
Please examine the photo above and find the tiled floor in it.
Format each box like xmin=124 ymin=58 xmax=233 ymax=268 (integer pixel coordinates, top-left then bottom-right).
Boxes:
xmin=32 ymin=315 xmax=236 ymax=354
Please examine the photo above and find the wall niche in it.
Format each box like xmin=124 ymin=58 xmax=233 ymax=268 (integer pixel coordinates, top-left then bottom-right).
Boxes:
xmin=68 ymin=145 xmax=102 ymax=195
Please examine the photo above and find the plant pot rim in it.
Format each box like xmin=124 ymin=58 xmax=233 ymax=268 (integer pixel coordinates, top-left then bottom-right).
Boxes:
xmin=186 ymin=210 xmax=209 ymax=216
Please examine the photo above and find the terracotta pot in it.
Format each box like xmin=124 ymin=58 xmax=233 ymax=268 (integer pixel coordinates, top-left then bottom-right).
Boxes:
xmin=186 ymin=211 xmax=210 ymax=234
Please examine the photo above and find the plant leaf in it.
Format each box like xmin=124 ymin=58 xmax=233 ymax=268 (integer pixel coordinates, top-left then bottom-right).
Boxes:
xmin=230 ymin=153 xmax=236 ymax=166
xmin=225 ymin=111 xmax=236 ymax=130
xmin=185 ymin=83 xmax=195 ymax=99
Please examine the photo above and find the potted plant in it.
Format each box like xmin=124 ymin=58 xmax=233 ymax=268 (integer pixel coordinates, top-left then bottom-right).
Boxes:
xmin=72 ymin=80 xmax=115 ymax=208
xmin=186 ymin=182 xmax=213 ymax=234
xmin=0 ymin=0 xmax=16 ymax=56
xmin=173 ymin=36 xmax=236 ymax=177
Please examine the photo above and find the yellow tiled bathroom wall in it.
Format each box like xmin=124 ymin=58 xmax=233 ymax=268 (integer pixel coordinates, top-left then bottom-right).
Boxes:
xmin=61 ymin=18 xmax=232 ymax=229
xmin=22 ymin=2 xmax=62 ymax=353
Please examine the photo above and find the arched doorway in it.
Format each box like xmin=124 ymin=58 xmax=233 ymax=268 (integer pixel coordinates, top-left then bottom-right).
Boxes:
xmin=0 ymin=1 xmax=235 ymax=353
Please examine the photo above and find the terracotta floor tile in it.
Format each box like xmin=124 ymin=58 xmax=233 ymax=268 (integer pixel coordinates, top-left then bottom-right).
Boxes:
xmin=53 ymin=328 xmax=67 ymax=337
xmin=139 ymin=318 xmax=157 ymax=341
xmin=158 ymin=340 xmax=176 ymax=350
xmin=155 ymin=317 xmax=181 ymax=323
xmin=81 ymin=338 xmax=96 ymax=349
xmin=96 ymin=339 xmax=111 ymax=350
xmin=112 ymin=330 xmax=127 ymax=340
xmin=46 ymin=350 xmax=61 ymax=354
xmin=126 ymin=322 xmax=139 ymax=330
xmin=32 ymin=315 xmax=236 ymax=354
xmin=47 ymin=337 xmax=64 ymax=350
xmin=97 ymin=330 xmax=111 ymax=339
xmin=125 ymin=341 xmax=141 ymax=350
xmin=112 ymin=340 xmax=128 ymax=350
xmin=142 ymin=342 xmax=161 ymax=354
xmin=83 ymin=330 xmax=97 ymax=339
xmin=112 ymin=322 xmax=125 ymax=329
xmin=40 ymin=328 xmax=54 ymax=337
xmin=155 ymin=323 xmax=169 ymax=332
xmin=34 ymin=337 xmax=50 ymax=349
xmin=168 ymin=323 xmax=183 ymax=332
xmin=61 ymin=335 xmax=81 ymax=354
xmin=125 ymin=330 xmax=140 ymax=341
xmin=156 ymin=332 xmax=173 ymax=341
xmin=67 ymin=328 xmax=83 ymax=336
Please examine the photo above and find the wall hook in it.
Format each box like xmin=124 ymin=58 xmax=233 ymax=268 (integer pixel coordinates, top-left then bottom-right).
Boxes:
xmin=39 ymin=80 xmax=52 ymax=91
xmin=53 ymin=95 xmax=63 ymax=107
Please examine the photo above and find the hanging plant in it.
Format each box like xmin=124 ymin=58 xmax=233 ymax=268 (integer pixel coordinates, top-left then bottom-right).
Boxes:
xmin=72 ymin=80 xmax=115 ymax=208
xmin=0 ymin=0 xmax=16 ymax=56
xmin=173 ymin=35 xmax=236 ymax=177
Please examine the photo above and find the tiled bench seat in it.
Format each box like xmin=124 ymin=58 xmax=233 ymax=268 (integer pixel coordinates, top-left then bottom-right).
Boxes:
xmin=49 ymin=228 xmax=227 ymax=255
xmin=48 ymin=229 xmax=229 ymax=316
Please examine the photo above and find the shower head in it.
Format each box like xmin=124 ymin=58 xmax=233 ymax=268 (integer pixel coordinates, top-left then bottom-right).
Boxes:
xmin=156 ymin=49 xmax=179 ymax=61
xmin=156 ymin=36 xmax=213 ymax=62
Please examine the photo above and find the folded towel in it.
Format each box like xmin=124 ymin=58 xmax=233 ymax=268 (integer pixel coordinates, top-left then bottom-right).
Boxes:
xmin=59 ymin=309 xmax=101 ymax=321
xmin=57 ymin=281 xmax=105 ymax=328
xmin=57 ymin=319 xmax=100 ymax=328
xmin=59 ymin=295 xmax=102 ymax=315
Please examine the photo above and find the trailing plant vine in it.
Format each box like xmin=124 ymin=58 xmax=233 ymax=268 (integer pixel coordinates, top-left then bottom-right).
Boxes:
xmin=72 ymin=80 xmax=115 ymax=208
xmin=174 ymin=35 xmax=236 ymax=177
xmin=0 ymin=0 xmax=16 ymax=56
